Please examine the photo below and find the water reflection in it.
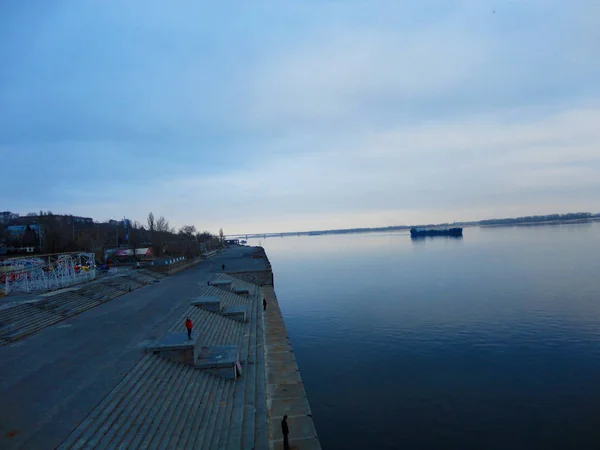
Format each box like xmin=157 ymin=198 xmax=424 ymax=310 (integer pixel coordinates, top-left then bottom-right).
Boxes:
xmin=410 ymin=235 xmax=464 ymax=244
xmin=249 ymin=222 xmax=600 ymax=450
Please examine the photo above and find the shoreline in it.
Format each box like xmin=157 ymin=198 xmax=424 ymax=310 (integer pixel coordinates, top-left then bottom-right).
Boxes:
xmin=0 ymin=245 xmax=320 ymax=449
xmin=254 ymin=246 xmax=321 ymax=449
xmin=262 ymin=284 xmax=321 ymax=450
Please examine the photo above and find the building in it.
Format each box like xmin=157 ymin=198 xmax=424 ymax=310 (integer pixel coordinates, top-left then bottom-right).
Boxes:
xmin=108 ymin=218 xmax=130 ymax=227
xmin=49 ymin=215 xmax=93 ymax=224
xmin=70 ymin=216 xmax=94 ymax=224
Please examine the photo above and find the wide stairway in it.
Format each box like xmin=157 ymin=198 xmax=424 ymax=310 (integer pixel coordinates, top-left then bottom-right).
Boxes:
xmin=0 ymin=269 xmax=166 ymax=345
xmin=58 ymin=274 xmax=268 ymax=450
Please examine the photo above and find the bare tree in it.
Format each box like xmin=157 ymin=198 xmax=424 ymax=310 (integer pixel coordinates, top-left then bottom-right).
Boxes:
xmin=147 ymin=212 xmax=155 ymax=234
xmin=155 ymin=216 xmax=170 ymax=233
xmin=196 ymin=231 xmax=213 ymax=242
xmin=219 ymin=228 xmax=224 ymax=244
xmin=0 ymin=223 xmax=6 ymax=244
xmin=179 ymin=225 xmax=197 ymax=238
xmin=129 ymin=221 xmax=142 ymax=262
xmin=75 ymin=229 xmax=95 ymax=252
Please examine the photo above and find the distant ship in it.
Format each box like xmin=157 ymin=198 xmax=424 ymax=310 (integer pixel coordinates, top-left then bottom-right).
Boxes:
xmin=410 ymin=227 xmax=463 ymax=238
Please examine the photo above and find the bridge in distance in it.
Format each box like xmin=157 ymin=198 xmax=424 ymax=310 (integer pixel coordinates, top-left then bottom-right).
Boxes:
xmin=225 ymin=225 xmax=414 ymax=240
xmin=225 ymin=232 xmax=302 ymax=240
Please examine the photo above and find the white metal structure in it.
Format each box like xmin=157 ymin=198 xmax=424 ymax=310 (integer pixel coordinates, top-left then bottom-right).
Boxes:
xmin=1 ymin=252 xmax=96 ymax=295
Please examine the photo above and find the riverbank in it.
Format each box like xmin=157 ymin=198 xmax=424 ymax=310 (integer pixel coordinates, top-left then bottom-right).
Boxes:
xmin=0 ymin=245 xmax=320 ymax=449
xmin=263 ymin=285 xmax=321 ymax=449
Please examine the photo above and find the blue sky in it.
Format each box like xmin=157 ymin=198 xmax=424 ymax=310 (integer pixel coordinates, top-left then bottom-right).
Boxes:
xmin=1 ymin=0 xmax=599 ymax=234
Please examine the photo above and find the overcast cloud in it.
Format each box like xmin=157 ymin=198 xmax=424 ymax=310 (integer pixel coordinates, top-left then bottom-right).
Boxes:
xmin=1 ymin=0 xmax=599 ymax=233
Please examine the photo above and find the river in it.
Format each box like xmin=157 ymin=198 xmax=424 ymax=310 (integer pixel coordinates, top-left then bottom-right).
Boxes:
xmin=249 ymin=222 xmax=600 ymax=449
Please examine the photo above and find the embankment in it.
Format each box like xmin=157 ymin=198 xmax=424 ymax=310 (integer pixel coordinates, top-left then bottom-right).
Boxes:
xmin=248 ymin=247 xmax=321 ymax=449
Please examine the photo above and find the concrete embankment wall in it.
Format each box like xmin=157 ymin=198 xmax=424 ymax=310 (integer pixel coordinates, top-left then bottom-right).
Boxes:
xmin=262 ymin=285 xmax=321 ymax=449
xmin=254 ymin=247 xmax=321 ymax=450
xmin=223 ymin=246 xmax=320 ymax=448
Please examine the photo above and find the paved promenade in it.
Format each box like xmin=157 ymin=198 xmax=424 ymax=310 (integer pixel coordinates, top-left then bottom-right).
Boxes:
xmin=0 ymin=247 xmax=267 ymax=450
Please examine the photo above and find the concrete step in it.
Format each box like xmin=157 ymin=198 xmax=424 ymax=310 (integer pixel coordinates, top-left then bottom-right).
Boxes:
xmin=124 ymin=272 xmax=156 ymax=285
xmin=254 ymin=286 xmax=269 ymax=449
xmin=58 ymin=356 xmax=157 ymax=449
xmin=86 ymin=357 xmax=173 ymax=449
xmin=240 ymin=283 xmax=259 ymax=450
xmin=199 ymin=376 xmax=229 ymax=448
xmin=210 ymin=379 xmax=237 ymax=449
xmin=154 ymin=369 xmax=214 ymax=449
xmin=168 ymin=307 xmax=244 ymax=349
xmin=58 ymin=272 xmax=267 ymax=449
xmin=60 ymin=299 xmax=102 ymax=317
xmin=176 ymin=372 xmax=220 ymax=449
xmin=115 ymin=361 xmax=185 ymax=448
xmin=36 ymin=291 xmax=85 ymax=310
xmin=227 ymin=360 xmax=247 ymax=450
xmin=101 ymin=277 xmax=142 ymax=293
xmin=0 ymin=304 xmax=38 ymax=323
xmin=2 ymin=308 xmax=60 ymax=333
xmin=46 ymin=294 xmax=91 ymax=313
xmin=94 ymin=357 xmax=185 ymax=449
xmin=222 ymin=305 xmax=247 ymax=323
xmin=6 ymin=314 xmax=64 ymax=342
xmin=200 ymin=285 xmax=250 ymax=309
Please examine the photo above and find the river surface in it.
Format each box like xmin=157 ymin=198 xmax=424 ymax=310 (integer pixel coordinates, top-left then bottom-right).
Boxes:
xmin=249 ymin=222 xmax=600 ymax=450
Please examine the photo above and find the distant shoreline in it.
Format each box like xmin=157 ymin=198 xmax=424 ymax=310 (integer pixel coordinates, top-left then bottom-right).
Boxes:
xmin=479 ymin=217 xmax=600 ymax=228
xmin=234 ymin=214 xmax=600 ymax=239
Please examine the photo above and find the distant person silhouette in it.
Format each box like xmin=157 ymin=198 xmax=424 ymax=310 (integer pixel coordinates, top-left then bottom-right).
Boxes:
xmin=222 ymin=264 xmax=225 ymax=271
xmin=281 ymin=415 xmax=290 ymax=450
xmin=263 ymin=298 xmax=267 ymax=310
xmin=185 ymin=317 xmax=193 ymax=340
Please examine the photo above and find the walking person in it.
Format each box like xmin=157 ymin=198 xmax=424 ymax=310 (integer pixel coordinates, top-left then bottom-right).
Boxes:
xmin=221 ymin=264 xmax=225 ymax=271
xmin=263 ymin=298 xmax=267 ymax=311
xmin=185 ymin=317 xmax=193 ymax=340
xmin=281 ymin=415 xmax=290 ymax=450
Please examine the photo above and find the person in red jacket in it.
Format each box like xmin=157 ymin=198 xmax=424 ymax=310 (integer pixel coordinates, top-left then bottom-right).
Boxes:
xmin=185 ymin=317 xmax=193 ymax=340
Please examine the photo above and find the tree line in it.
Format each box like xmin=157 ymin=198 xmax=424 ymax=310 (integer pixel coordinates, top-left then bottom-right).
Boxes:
xmin=479 ymin=212 xmax=595 ymax=226
xmin=0 ymin=211 xmax=225 ymax=261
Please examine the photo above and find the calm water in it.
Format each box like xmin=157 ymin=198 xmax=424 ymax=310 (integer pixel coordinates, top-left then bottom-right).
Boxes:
xmin=249 ymin=222 xmax=600 ymax=450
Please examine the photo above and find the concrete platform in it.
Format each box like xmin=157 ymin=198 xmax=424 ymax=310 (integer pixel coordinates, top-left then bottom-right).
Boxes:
xmin=233 ymin=288 xmax=250 ymax=297
xmin=190 ymin=295 xmax=221 ymax=312
xmin=222 ymin=305 xmax=247 ymax=322
xmin=196 ymin=345 xmax=240 ymax=380
xmin=196 ymin=345 xmax=238 ymax=369
xmin=211 ymin=279 xmax=233 ymax=290
xmin=146 ymin=331 xmax=201 ymax=366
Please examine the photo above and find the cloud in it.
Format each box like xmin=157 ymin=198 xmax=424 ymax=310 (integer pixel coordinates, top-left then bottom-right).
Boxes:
xmin=244 ymin=23 xmax=486 ymax=126
xmin=1 ymin=0 xmax=599 ymax=233
xmin=99 ymin=103 xmax=599 ymax=233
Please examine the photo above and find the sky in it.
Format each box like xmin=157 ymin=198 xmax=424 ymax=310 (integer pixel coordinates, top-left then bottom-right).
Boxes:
xmin=1 ymin=0 xmax=599 ymax=234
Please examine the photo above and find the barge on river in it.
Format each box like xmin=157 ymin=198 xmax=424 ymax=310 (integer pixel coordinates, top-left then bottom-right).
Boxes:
xmin=410 ymin=227 xmax=463 ymax=237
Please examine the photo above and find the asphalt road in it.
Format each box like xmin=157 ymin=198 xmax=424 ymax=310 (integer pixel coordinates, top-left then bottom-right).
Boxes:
xmin=0 ymin=246 xmax=266 ymax=450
